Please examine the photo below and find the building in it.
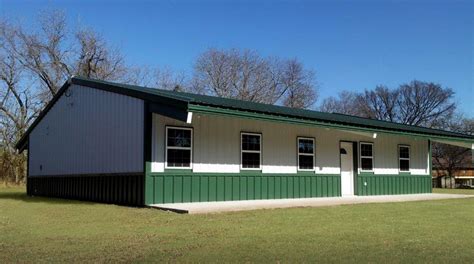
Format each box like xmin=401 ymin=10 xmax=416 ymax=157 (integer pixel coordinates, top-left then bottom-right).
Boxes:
xmin=432 ymin=156 xmax=474 ymax=188
xmin=16 ymin=77 xmax=474 ymax=206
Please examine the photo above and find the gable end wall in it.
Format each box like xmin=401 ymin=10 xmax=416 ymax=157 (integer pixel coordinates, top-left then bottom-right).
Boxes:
xmin=29 ymin=84 xmax=144 ymax=176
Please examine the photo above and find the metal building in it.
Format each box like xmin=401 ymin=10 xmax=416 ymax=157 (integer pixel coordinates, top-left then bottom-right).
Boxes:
xmin=16 ymin=77 xmax=474 ymax=206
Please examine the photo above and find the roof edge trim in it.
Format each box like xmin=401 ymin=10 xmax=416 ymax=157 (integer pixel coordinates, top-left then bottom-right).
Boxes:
xmin=15 ymin=76 xmax=190 ymax=152
xmin=188 ymin=104 xmax=474 ymax=144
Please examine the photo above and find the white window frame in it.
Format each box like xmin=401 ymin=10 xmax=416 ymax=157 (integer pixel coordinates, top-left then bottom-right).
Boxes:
xmin=297 ymin=137 xmax=315 ymax=171
xmin=359 ymin=142 xmax=374 ymax=172
xmin=398 ymin=145 xmax=411 ymax=172
xmin=240 ymin=132 xmax=262 ymax=170
xmin=165 ymin=126 xmax=193 ymax=169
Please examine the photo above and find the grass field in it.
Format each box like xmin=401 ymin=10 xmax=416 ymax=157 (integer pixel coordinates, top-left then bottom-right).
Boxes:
xmin=433 ymin=187 xmax=474 ymax=195
xmin=1 ymin=186 xmax=473 ymax=263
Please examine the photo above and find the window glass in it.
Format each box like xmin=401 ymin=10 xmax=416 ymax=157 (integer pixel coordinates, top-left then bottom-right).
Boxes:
xmin=166 ymin=127 xmax=192 ymax=168
xmin=360 ymin=143 xmax=373 ymax=171
xmin=242 ymin=152 xmax=260 ymax=168
xmin=241 ymin=133 xmax=261 ymax=169
xmin=399 ymin=146 xmax=410 ymax=159
xmin=298 ymin=139 xmax=314 ymax=154
xmin=399 ymin=146 xmax=410 ymax=171
xmin=298 ymin=138 xmax=315 ymax=170
xmin=299 ymin=155 xmax=314 ymax=170
xmin=167 ymin=129 xmax=191 ymax=148
xmin=361 ymin=158 xmax=373 ymax=171
xmin=361 ymin=144 xmax=373 ymax=157
xmin=399 ymin=159 xmax=409 ymax=171
xmin=242 ymin=134 xmax=261 ymax=151
xmin=167 ymin=149 xmax=191 ymax=168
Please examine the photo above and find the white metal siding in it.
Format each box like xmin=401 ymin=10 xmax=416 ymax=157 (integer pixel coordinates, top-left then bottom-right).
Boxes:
xmin=29 ymin=85 xmax=144 ymax=176
xmin=151 ymin=113 xmax=429 ymax=175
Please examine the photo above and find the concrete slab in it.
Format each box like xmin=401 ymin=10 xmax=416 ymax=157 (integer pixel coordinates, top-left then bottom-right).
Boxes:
xmin=150 ymin=193 xmax=474 ymax=214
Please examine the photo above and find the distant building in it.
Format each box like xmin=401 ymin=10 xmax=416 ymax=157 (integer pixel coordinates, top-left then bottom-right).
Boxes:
xmin=433 ymin=156 xmax=474 ymax=188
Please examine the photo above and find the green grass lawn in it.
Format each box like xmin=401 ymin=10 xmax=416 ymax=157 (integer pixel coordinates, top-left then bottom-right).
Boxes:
xmin=433 ymin=187 xmax=474 ymax=195
xmin=1 ymin=186 xmax=473 ymax=263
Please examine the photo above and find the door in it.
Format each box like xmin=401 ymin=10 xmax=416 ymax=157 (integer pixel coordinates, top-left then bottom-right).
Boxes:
xmin=340 ymin=142 xmax=355 ymax=196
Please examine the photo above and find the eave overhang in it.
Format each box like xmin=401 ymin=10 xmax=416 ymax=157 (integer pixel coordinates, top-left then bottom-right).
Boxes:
xmin=188 ymin=104 xmax=474 ymax=145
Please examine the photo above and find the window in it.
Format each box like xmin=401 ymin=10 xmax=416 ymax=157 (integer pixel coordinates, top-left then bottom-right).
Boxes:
xmin=166 ymin=127 xmax=192 ymax=168
xmin=241 ymin=133 xmax=261 ymax=170
xmin=298 ymin=137 xmax=315 ymax=171
xmin=399 ymin=145 xmax=410 ymax=172
xmin=360 ymin=142 xmax=373 ymax=171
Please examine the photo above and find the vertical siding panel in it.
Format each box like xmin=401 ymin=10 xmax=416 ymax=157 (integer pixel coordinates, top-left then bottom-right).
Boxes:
xmin=216 ymin=176 xmax=225 ymax=201
xmin=408 ymin=177 xmax=412 ymax=194
xmin=200 ymin=176 xmax=209 ymax=202
xmin=322 ymin=177 xmax=327 ymax=197
xmin=154 ymin=176 xmax=164 ymax=203
xmin=417 ymin=177 xmax=421 ymax=193
xmin=371 ymin=177 xmax=376 ymax=195
xmin=305 ymin=177 xmax=311 ymax=197
xmin=310 ymin=177 xmax=316 ymax=197
xmin=404 ymin=177 xmax=408 ymax=194
xmin=274 ymin=177 xmax=281 ymax=199
xmin=316 ymin=177 xmax=322 ymax=197
xmin=209 ymin=176 xmax=217 ymax=201
xmin=381 ymin=177 xmax=385 ymax=195
xmin=240 ymin=177 xmax=247 ymax=200
xmin=255 ymin=177 xmax=262 ymax=200
xmin=164 ymin=176 xmax=173 ymax=203
xmin=183 ymin=176 xmax=191 ymax=202
xmin=288 ymin=177 xmax=294 ymax=198
xmin=376 ymin=177 xmax=381 ymax=195
xmin=326 ymin=176 xmax=332 ymax=197
xmin=247 ymin=177 xmax=255 ymax=200
xmin=192 ymin=176 xmax=200 ymax=202
xmin=173 ymin=176 xmax=183 ymax=203
xmin=262 ymin=177 xmax=268 ymax=199
xmin=268 ymin=177 xmax=275 ymax=199
xmin=232 ymin=176 xmax=240 ymax=200
xmin=224 ymin=177 xmax=233 ymax=201
xmin=293 ymin=177 xmax=299 ymax=198
xmin=301 ymin=176 xmax=306 ymax=197
xmin=281 ymin=177 xmax=288 ymax=198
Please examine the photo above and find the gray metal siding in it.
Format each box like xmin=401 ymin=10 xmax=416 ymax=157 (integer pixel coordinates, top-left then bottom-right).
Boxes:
xmin=29 ymin=84 xmax=144 ymax=176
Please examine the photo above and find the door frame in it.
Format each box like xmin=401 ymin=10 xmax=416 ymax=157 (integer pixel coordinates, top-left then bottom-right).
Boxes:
xmin=339 ymin=140 xmax=358 ymax=195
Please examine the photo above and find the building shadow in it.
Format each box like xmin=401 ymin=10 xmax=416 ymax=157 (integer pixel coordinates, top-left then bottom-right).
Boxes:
xmin=0 ymin=190 xmax=95 ymax=205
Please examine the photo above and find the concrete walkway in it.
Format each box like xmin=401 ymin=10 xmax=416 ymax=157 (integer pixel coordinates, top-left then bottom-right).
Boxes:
xmin=150 ymin=193 xmax=474 ymax=214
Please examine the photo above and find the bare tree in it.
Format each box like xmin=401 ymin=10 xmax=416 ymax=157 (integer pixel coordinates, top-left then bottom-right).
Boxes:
xmin=397 ymin=81 xmax=455 ymax=127
xmin=0 ymin=44 xmax=40 ymax=183
xmin=192 ymin=48 xmax=317 ymax=108
xmin=74 ymin=29 xmax=129 ymax=81
xmin=3 ymin=11 xmax=71 ymax=100
xmin=319 ymin=91 xmax=360 ymax=115
xmin=0 ymin=10 xmax=139 ymax=183
xmin=280 ymin=59 xmax=317 ymax=108
xmin=320 ymin=81 xmax=455 ymax=127
xmin=154 ymin=67 xmax=188 ymax=91
xmin=356 ymin=86 xmax=399 ymax=122
xmin=2 ymin=11 xmax=134 ymax=103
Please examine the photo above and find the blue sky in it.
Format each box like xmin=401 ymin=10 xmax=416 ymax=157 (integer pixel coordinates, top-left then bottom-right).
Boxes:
xmin=2 ymin=0 xmax=473 ymax=116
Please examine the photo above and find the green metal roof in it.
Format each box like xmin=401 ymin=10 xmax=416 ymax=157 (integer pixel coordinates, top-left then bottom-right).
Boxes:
xmin=16 ymin=76 xmax=474 ymax=151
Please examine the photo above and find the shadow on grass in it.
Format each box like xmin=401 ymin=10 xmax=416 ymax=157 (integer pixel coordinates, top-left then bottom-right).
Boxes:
xmin=0 ymin=191 xmax=97 ymax=205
